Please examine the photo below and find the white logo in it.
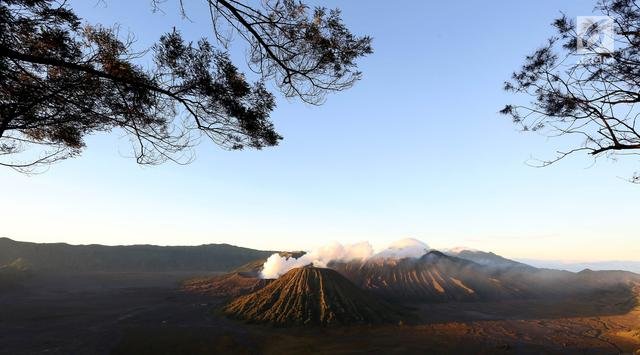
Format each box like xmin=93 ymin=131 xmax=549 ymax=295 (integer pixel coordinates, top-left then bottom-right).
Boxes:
xmin=576 ymin=16 xmax=614 ymax=54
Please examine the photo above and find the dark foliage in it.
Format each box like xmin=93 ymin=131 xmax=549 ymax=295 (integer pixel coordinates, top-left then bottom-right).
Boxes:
xmin=502 ymin=0 xmax=640 ymax=182
xmin=0 ymin=0 xmax=372 ymax=171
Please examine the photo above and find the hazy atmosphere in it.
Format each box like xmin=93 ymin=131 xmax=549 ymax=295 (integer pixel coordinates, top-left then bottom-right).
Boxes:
xmin=3 ymin=0 xmax=640 ymax=353
xmin=2 ymin=0 xmax=639 ymax=262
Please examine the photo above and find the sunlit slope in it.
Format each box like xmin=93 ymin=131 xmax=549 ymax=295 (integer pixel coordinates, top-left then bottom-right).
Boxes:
xmin=330 ymin=251 xmax=640 ymax=302
xmin=223 ymin=267 xmax=401 ymax=326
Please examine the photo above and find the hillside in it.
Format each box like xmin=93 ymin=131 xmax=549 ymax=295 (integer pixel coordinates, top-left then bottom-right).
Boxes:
xmin=223 ymin=267 xmax=401 ymax=326
xmin=330 ymin=251 xmax=640 ymax=302
xmin=0 ymin=238 xmax=274 ymax=272
xmin=183 ymin=272 xmax=272 ymax=297
xmin=0 ymin=258 xmax=32 ymax=290
xmin=330 ymin=251 xmax=527 ymax=302
xmin=447 ymin=249 xmax=531 ymax=269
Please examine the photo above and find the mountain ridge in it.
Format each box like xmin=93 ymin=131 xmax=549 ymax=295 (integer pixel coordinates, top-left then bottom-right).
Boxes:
xmin=0 ymin=237 xmax=275 ymax=272
xmin=330 ymin=251 xmax=528 ymax=302
xmin=329 ymin=250 xmax=640 ymax=302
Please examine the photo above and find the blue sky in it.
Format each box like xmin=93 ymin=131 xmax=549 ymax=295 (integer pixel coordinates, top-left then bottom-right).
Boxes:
xmin=2 ymin=1 xmax=638 ymax=261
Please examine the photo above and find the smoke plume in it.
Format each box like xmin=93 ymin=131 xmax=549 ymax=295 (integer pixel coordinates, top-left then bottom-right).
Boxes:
xmin=260 ymin=238 xmax=430 ymax=279
xmin=372 ymin=238 xmax=430 ymax=259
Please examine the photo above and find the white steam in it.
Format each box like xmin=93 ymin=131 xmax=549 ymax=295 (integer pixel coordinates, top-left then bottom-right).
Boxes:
xmin=260 ymin=241 xmax=373 ymax=279
xmin=260 ymin=238 xmax=431 ymax=279
xmin=372 ymin=238 xmax=430 ymax=259
xmin=445 ymin=246 xmax=479 ymax=254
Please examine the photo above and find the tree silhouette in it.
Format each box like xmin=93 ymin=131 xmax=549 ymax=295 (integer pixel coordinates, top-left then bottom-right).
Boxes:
xmin=0 ymin=0 xmax=372 ymax=172
xmin=502 ymin=0 xmax=640 ymax=182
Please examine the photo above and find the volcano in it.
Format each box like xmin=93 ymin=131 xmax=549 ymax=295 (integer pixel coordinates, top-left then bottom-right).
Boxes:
xmin=446 ymin=248 xmax=530 ymax=269
xmin=330 ymin=250 xmax=640 ymax=302
xmin=190 ymin=248 xmax=640 ymax=307
xmin=223 ymin=266 xmax=401 ymax=326
xmin=329 ymin=251 xmax=538 ymax=302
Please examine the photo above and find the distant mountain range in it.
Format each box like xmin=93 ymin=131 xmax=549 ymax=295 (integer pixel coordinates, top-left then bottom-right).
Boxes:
xmin=211 ymin=251 xmax=640 ymax=326
xmin=516 ymin=259 xmax=640 ymax=274
xmin=329 ymin=251 xmax=640 ymax=302
xmin=0 ymin=237 xmax=275 ymax=272
xmin=445 ymin=248 xmax=640 ymax=274
xmin=3 ymin=237 xmax=638 ymax=330
xmin=3 ymin=236 xmax=638 ymax=277
xmin=186 ymin=247 xmax=640 ymax=309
